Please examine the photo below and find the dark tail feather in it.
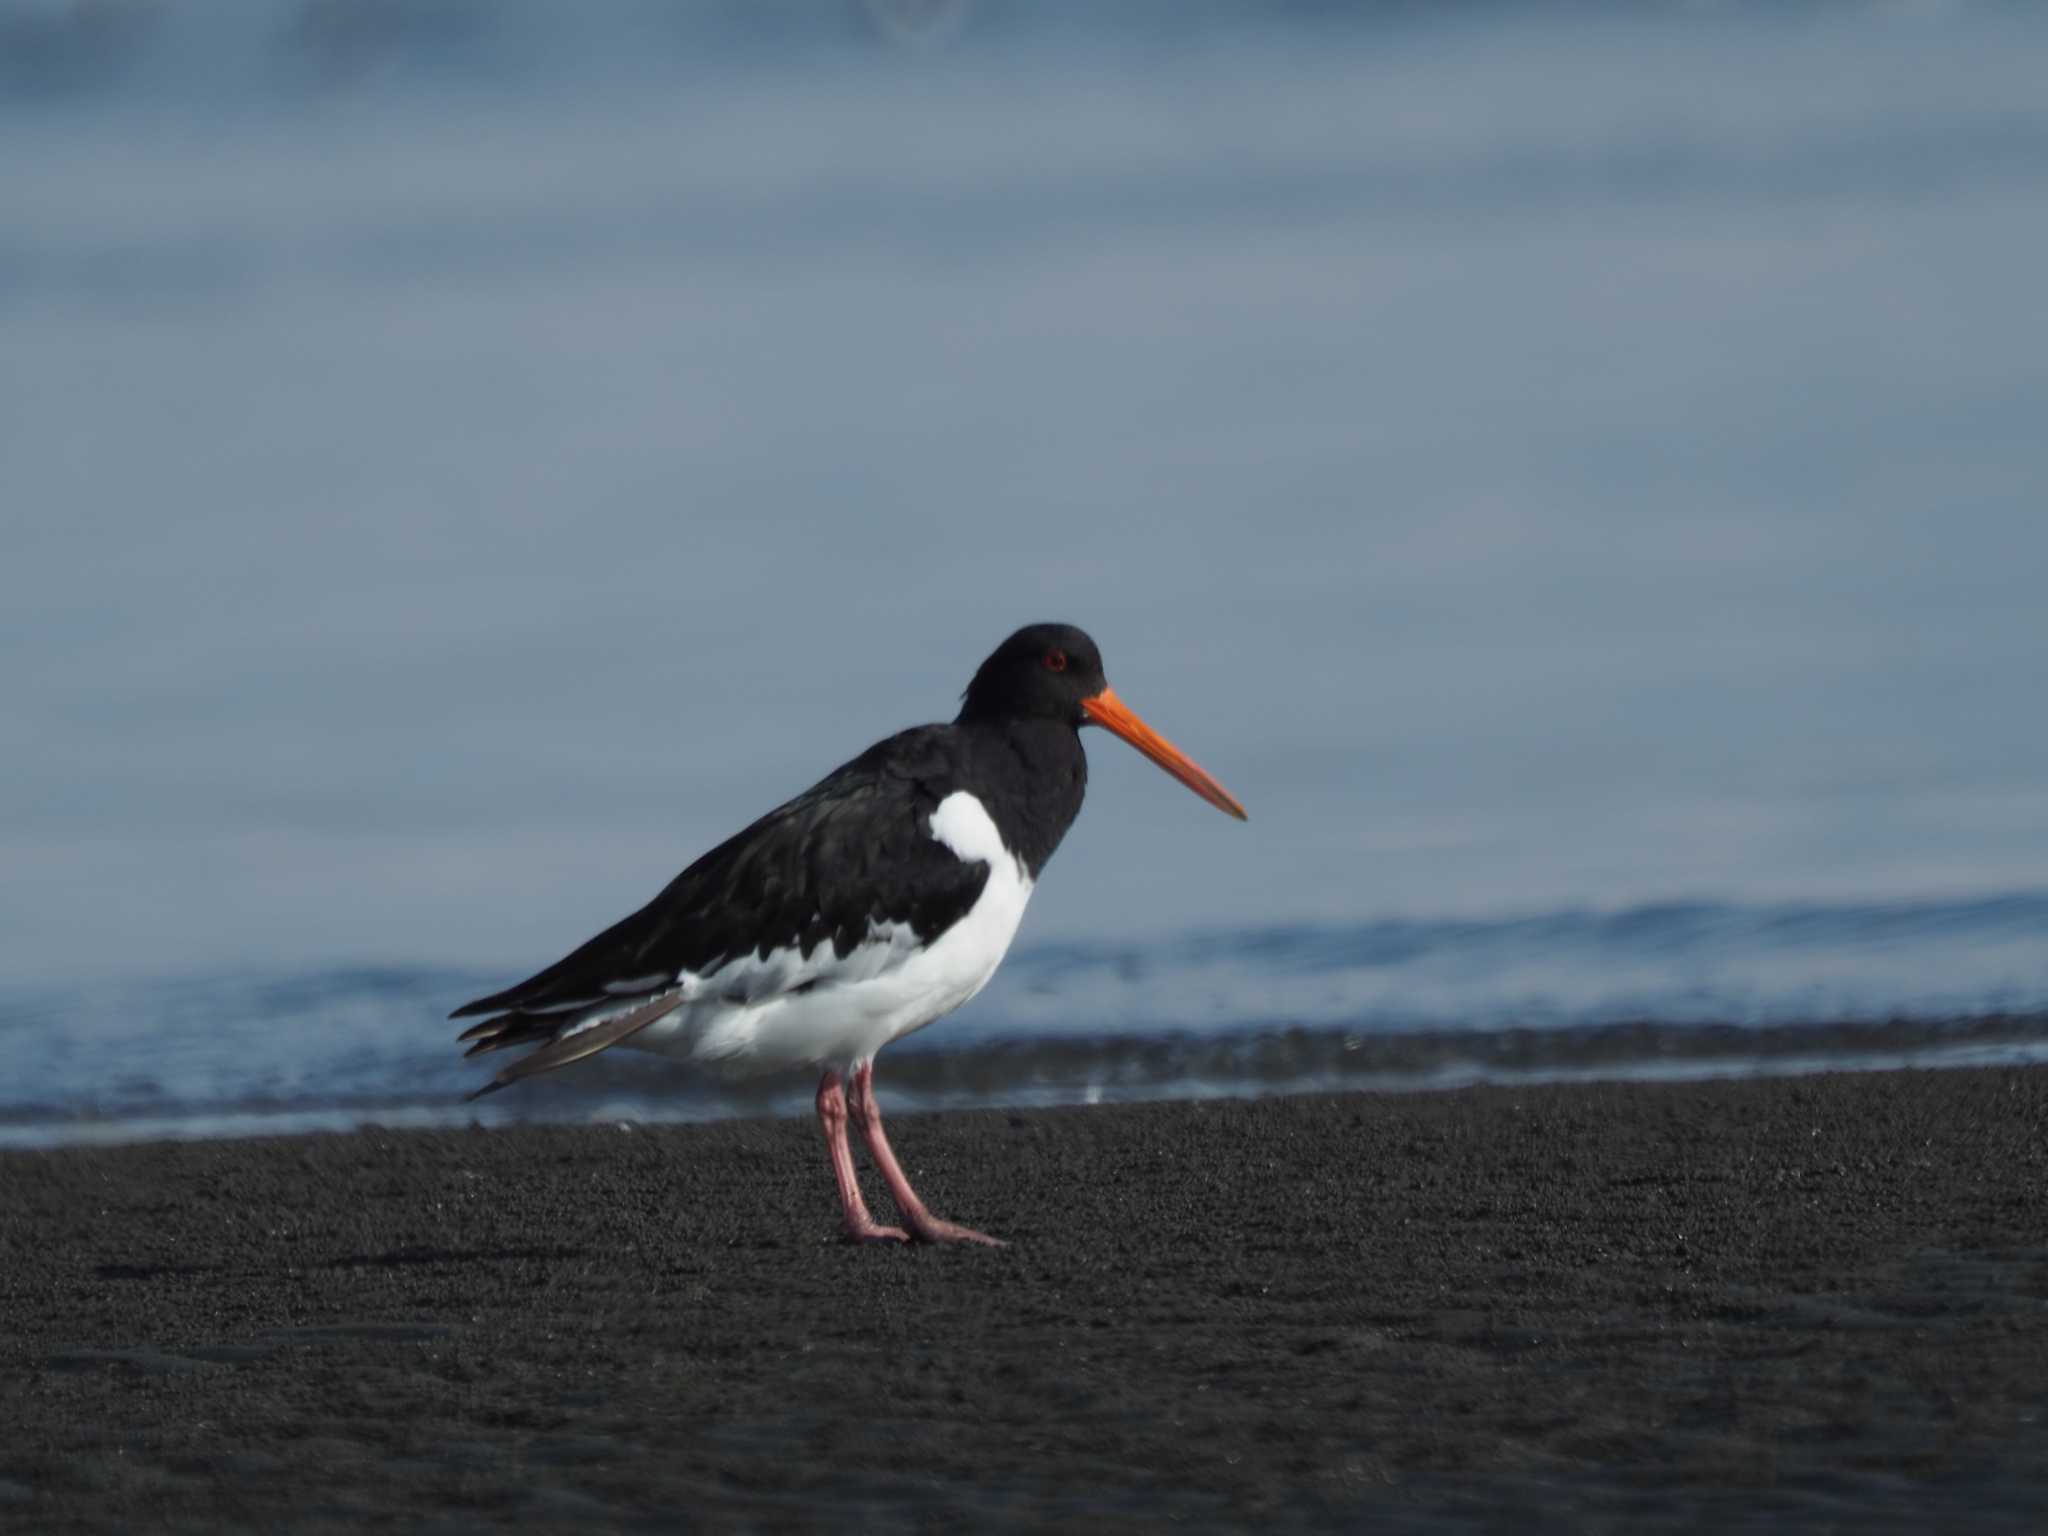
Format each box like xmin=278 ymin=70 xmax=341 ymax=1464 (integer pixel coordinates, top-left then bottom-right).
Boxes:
xmin=462 ymin=991 xmax=685 ymax=1102
xmin=456 ymin=1012 xmax=549 ymax=1059
xmin=451 ymin=990 xmax=519 ymax=1021
xmin=456 ymin=1013 xmax=558 ymax=1052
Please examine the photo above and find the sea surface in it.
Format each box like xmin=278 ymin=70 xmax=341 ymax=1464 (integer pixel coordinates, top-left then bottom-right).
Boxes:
xmin=4 ymin=2 xmax=2046 ymax=1145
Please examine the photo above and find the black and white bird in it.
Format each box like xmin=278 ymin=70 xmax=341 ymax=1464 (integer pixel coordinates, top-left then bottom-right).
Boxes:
xmin=453 ymin=622 xmax=1246 ymax=1245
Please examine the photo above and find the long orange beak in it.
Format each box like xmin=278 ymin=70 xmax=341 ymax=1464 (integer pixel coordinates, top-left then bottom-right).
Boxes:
xmin=1081 ymin=687 xmax=1248 ymax=821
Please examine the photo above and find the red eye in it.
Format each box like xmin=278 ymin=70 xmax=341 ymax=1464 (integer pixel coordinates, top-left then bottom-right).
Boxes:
xmin=1044 ymin=648 xmax=1068 ymax=672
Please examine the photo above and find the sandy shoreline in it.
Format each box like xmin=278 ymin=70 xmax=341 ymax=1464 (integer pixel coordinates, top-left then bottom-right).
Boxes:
xmin=3 ymin=1067 xmax=2045 ymax=1531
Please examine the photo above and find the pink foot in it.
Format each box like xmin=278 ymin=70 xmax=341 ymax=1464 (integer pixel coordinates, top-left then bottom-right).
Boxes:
xmin=905 ymin=1216 xmax=1005 ymax=1247
xmin=840 ymin=1217 xmax=911 ymax=1245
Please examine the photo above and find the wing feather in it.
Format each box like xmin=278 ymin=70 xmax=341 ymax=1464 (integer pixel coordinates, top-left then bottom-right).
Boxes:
xmin=464 ymin=991 xmax=687 ymax=1099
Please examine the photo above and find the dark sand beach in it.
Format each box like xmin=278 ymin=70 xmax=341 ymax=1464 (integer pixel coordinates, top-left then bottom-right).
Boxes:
xmin=3 ymin=1067 xmax=2045 ymax=1532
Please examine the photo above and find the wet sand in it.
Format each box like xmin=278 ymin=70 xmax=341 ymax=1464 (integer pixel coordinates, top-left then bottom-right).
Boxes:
xmin=3 ymin=1067 xmax=2045 ymax=1532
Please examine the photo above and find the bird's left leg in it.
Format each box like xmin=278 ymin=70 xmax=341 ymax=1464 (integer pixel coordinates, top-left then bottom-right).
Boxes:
xmin=845 ymin=1061 xmax=1003 ymax=1247
xmin=817 ymin=1069 xmax=909 ymax=1244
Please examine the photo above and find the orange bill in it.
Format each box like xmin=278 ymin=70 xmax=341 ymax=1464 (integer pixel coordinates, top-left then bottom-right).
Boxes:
xmin=1081 ymin=687 xmax=1249 ymax=821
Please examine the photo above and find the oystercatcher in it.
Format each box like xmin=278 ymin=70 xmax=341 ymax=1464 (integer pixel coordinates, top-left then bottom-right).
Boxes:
xmin=453 ymin=622 xmax=1246 ymax=1245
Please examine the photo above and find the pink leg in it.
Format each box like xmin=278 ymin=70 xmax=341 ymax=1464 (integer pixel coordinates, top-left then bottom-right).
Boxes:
xmin=816 ymin=1070 xmax=908 ymax=1243
xmin=846 ymin=1061 xmax=1003 ymax=1246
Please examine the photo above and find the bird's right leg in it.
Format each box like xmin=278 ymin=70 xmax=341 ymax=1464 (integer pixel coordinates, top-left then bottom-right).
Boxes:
xmin=816 ymin=1069 xmax=908 ymax=1243
xmin=846 ymin=1061 xmax=1002 ymax=1246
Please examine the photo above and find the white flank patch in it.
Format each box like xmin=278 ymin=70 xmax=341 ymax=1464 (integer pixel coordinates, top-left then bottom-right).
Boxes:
xmin=624 ymin=789 xmax=1034 ymax=1074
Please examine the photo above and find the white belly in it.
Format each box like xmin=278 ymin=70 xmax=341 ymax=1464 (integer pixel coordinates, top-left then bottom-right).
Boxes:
xmin=622 ymin=790 xmax=1034 ymax=1074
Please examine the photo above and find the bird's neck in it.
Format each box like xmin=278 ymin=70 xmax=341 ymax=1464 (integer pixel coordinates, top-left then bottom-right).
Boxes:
xmin=955 ymin=717 xmax=1088 ymax=880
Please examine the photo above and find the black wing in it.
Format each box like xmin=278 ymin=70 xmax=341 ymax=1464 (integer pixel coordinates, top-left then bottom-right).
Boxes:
xmin=451 ymin=725 xmax=989 ymax=1026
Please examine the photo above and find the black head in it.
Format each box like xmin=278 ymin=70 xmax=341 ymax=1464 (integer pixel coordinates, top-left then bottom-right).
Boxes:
xmin=957 ymin=622 xmax=1107 ymax=727
xmin=956 ymin=622 xmax=1248 ymax=820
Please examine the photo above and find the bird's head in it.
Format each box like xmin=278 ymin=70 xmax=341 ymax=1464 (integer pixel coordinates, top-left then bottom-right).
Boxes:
xmin=959 ymin=622 xmax=1247 ymax=820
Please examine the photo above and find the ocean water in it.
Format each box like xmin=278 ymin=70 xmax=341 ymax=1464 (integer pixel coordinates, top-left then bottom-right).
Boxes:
xmin=3 ymin=3 xmax=2046 ymax=1145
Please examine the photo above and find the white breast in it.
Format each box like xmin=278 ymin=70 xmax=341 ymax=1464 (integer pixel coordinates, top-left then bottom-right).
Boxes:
xmin=624 ymin=790 xmax=1034 ymax=1074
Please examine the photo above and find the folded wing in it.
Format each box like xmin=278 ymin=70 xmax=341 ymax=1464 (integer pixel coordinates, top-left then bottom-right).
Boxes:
xmin=453 ymin=728 xmax=988 ymax=1094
